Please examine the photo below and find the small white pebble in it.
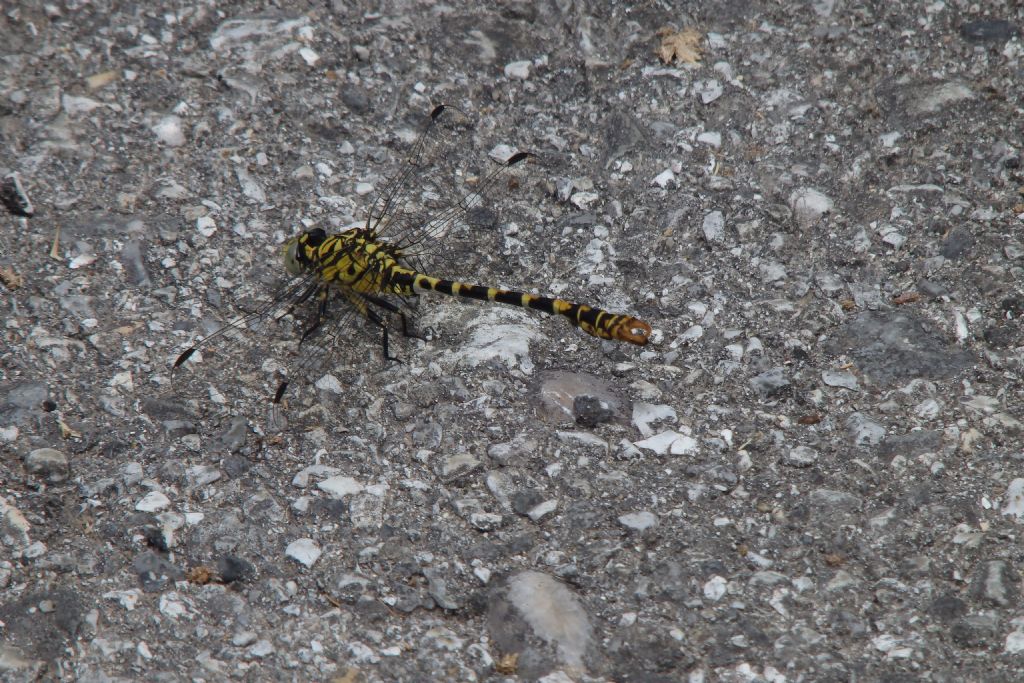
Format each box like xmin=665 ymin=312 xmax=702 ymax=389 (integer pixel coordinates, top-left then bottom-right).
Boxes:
xmin=314 ymin=374 xmax=342 ymax=394
xmin=68 ymin=253 xmax=98 ymax=270
xmin=196 ymin=216 xmax=216 ymax=237
xmin=618 ymin=510 xmax=659 ymax=531
xmin=696 ymin=79 xmax=723 ymax=103
xmin=63 ymin=94 xmax=104 ymax=114
xmin=488 ymin=144 xmax=518 ymax=163
xmin=704 ymin=575 xmax=727 ymax=601
xmin=285 ymin=538 xmax=322 ymax=568
xmin=504 ymin=60 xmax=531 ymax=79
xmin=702 ymin=210 xmax=725 ymax=242
xmin=317 ymin=476 xmax=364 ymax=498
xmin=135 ymin=491 xmax=170 ymax=512
xmin=232 ymin=631 xmax=258 ymax=647
xmin=152 ymin=115 xmax=186 ymax=146
xmin=652 ymin=169 xmax=675 ymax=188
xmin=789 ymin=188 xmax=834 ymax=228
xmin=697 ymin=131 xmax=722 ymax=148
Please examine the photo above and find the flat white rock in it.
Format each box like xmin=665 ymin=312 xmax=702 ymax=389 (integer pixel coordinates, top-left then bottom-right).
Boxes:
xmin=632 ymin=403 xmax=677 ymax=438
xmin=704 ymin=575 xmax=727 ymax=601
xmin=790 ymin=187 xmax=833 ymax=228
xmin=504 ymin=60 xmax=531 ymax=79
xmin=822 ymin=370 xmax=859 ymax=390
xmin=1002 ymin=478 xmax=1024 ymax=522
xmin=135 ymin=491 xmax=170 ymax=512
xmin=285 ymin=538 xmax=321 ymax=567
xmin=618 ymin=510 xmax=659 ymax=531
xmin=317 ymin=476 xmax=364 ymax=498
xmin=152 ymin=115 xmax=186 ymax=147
xmin=635 ymin=430 xmax=699 ymax=456
xmin=506 ymin=571 xmax=591 ymax=671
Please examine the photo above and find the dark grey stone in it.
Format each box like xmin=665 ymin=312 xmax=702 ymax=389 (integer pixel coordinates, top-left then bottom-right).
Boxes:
xmin=950 ymin=614 xmax=999 ymax=649
xmin=3 ymin=382 xmax=49 ymax=409
xmin=0 ymin=588 xmax=84 ymax=663
xmin=132 ymin=551 xmax=183 ymax=592
xmin=24 ymin=447 xmax=69 ymax=482
xmin=340 ymin=84 xmax=371 ymax=113
xmin=749 ymin=367 xmax=790 ymax=398
xmin=215 ymin=416 xmax=249 ymax=452
xmin=929 ymin=594 xmax=968 ymax=623
xmin=607 ymin=623 xmax=695 ymax=678
xmin=119 ymin=239 xmax=151 ymax=287
xmin=916 ymin=279 xmax=948 ymax=298
xmin=940 ymin=228 xmax=974 ymax=259
xmin=824 ymin=312 xmax=975 ymax=386
xmin=877 ymin=430 xmax=942 ymax=459
xmin=216 ymin=555 xmax=254 ymax=583
xmin=960 ymin=19 xmax=1018 ymax=44
xmin=969 ymin=560 xmax=1018 ymax=607
xmin=510 ymin=488 xmax=544 ymax=515
xmin=424 ymin=567 xmax=460 ymax=610
xmin=983 ymin=321 xmax=1020 ymax=349
xmin=573 ymin=394 xmax=615 ymax=427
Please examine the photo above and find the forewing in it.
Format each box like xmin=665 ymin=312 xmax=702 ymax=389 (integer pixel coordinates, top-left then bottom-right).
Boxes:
xmin=367 ymin=105 xmax=535 ymax=264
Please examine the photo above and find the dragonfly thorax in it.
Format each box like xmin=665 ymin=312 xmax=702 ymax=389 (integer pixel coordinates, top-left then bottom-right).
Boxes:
xmin=284 ymin=228 xmax=410 ymax=295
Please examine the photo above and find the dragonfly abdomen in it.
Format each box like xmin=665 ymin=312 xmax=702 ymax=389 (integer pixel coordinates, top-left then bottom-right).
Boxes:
xmin=390 ymin=269 xmax=651 ymax=345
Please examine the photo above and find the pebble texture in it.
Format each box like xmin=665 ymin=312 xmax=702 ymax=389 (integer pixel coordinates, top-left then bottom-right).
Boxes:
xmin=1 ymin=1 xmax=1023 ymax=681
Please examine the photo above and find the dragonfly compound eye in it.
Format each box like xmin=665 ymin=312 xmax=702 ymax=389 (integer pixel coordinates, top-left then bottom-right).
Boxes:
xmin=282 ymin=238 xmax=305 ymax=275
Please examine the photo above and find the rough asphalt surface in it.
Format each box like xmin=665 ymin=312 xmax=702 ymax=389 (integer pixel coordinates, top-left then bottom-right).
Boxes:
xmin=2 ymin=1 xmax=1023 ymax=681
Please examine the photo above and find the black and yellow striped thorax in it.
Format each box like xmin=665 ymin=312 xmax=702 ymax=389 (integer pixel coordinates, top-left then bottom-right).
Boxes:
xmin=282 ymin=227 xmax=413 ymax=296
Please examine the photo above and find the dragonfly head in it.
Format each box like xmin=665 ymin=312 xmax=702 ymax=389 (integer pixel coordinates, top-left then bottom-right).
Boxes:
xmin=282 ymin=229 xmax=327 ymax=275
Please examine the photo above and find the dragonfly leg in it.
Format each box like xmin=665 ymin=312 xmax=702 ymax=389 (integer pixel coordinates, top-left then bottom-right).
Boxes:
xmin=365 ymin=308 xmax=400 ymax=362
xmin=299 ymin=288 xmax=329 ymax=343
xmin=361 ymin=293 xmax=424 ymax=353
xmin=396 ymin=311 xmax=424 ymax=341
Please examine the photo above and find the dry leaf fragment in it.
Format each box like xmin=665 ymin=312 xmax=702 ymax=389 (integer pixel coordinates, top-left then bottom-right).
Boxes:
xmin=656 ymin=27 xmax=703 ymax=65
xmin=0 ymin=266 xmax=22 ymax=290
xmin=494 ymin=652 xmax=519 ymax=674
xmin=85 ymin=70 xmax=118 ymax=90
xmin=50 ymin=224 xmax=62 ymax=260
xmin=824 ymin=552 xmax=845 ymax=567
xmin=892 ymin=291 xmax=921 ymax=305
xmin=186 ymin=566 xmax=215 ymax=584
xmin=58 ymin=417 xmax=82 ymax=439
xmin=330 ymin=668 xmax=365 ymax=683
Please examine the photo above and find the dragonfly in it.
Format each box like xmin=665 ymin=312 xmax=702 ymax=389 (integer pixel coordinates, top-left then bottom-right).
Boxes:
xmin=174 ymin=105 xmax=651 ymax=408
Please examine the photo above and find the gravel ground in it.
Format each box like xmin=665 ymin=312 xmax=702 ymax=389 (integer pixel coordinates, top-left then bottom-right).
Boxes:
xmin=2 ymin=1 xmax=1023 ymax=681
